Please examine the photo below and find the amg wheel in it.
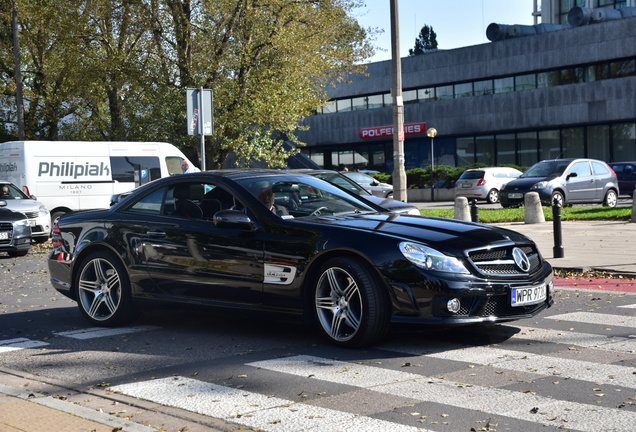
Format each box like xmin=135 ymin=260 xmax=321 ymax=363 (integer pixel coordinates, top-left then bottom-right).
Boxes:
xmin=313 ymin=257 xmax=390 ymax=347
xmin=75 ymin=251 xmax=135 ymax=326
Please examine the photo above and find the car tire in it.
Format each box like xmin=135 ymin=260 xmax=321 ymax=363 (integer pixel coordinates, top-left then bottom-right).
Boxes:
xmin=603 ymin=189 xmax=618 ymax=208
xmin=486 ymin=189 xmax=499 ymax=204
xmin=75 ymin=250 xmax=136 ymax=327
xmin=551 ymin=191 xmax=565 ymax=207
xmin=313 ymin=256 xmax=390 ymax=348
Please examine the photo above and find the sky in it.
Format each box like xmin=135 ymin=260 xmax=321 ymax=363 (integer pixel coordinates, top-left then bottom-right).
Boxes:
xmin=354 ymin=0 xmax=538 ymax=62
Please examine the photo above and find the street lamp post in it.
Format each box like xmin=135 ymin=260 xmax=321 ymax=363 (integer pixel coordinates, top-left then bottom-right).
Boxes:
xmin=427 ymin=127 xmax=437 ymax=201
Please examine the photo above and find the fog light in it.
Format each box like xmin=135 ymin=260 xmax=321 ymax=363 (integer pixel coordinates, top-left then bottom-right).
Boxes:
xmin=447 ymin=298 xmax=461 ymax=313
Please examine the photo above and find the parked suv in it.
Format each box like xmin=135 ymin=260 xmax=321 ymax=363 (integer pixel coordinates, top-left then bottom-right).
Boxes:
xmin=499 ymin=158 xmax=619 ymax=208
xmin=455 ymin=167 xmax=522 ymax=204
xmin=608 ymin=162 xmax=636 ymax=197
xmin=0 ymin=181 xmax=51 ymax=243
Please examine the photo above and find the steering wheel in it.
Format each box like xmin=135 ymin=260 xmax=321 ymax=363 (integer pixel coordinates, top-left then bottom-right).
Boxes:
xmin=309 ymin=206 xmax=329 ymax=216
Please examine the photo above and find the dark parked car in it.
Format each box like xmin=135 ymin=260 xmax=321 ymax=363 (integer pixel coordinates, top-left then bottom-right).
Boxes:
xmin=608 ymin=162 xmax=636 ymax=197
xmin=0 ymin=201 xmax=31 ymax=257
xmin=48 ymin=170 xmax=553 ymax=347
xmin=294 ymin=169 xmax=420 ymax=215
xmin=500 ymin=158 xmax=619 ymax=208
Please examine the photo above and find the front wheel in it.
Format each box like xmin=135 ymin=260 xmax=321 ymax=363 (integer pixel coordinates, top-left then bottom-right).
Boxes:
xmin=603 ymin=189 xmax=617 ymax=207
xmin=74 ymin=251 xmax=136 ymax=326
xmin=313 ymin=257 xmax=390 ymax=347
xmin=551 ymin=191 xmax=564 ymax=207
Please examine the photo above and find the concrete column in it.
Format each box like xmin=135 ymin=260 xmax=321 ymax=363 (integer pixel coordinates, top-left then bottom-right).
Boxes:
xmin=454 ymin=197 xmax=471 ymax=221
xmin=524 ymin=192 xmax=545 ymax=224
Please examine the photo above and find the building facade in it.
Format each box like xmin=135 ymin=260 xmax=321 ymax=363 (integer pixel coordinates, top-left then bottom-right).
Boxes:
xmin=297 ymin=1 xmax=636 ymax=172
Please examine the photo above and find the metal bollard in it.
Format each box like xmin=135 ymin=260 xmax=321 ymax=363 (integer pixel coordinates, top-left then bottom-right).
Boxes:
xmin=470 ymin=199 xmax=479 ymax=223
xmin=552 ymin=198 xmax=564 ymax=258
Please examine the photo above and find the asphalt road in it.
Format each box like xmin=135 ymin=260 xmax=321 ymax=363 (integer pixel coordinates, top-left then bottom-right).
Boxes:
xmin=1 ymin=248 xmax=635 ymax=432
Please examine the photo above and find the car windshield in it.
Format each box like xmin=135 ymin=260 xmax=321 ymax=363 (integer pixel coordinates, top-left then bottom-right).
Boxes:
xmin=521 ymin=161 xmax=570 ymax=178
xmin=0 ymin=183 xmax=29 ymax=200
xmin=235 ymin=174 xmax=378 ymax=217
xmin=312 ymin=173 xmax=372 ymax=196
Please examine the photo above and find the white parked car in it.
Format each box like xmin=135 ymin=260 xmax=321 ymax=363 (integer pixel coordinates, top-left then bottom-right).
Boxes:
xmin=0 ymin=181 xmax=51 ymax=243
xmin=455 ymin=167 xmax=522 ymax=204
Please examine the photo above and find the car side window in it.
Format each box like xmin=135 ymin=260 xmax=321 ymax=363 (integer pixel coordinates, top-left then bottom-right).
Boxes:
xmin=129 ymin=188 xmax=167 ymax=215
xmin=569 ymin=161 xmax=592 ymax=177
xmin=592 ymin=161 xmax=610 ymax=176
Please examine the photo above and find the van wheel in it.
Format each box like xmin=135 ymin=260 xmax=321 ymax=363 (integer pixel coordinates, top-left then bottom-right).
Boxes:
xmin=603 ymin=190 xmax=617 ymax=208
xmin=50 ymin=211 xmax=66 ymax=227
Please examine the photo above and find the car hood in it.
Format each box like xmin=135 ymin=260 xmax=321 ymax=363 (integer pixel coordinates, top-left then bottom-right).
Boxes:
xmin=503 ymin=177 xmax=554 ymax=191
xmin=314 ymin=213 xmax=530 ymax=252
xmin=0 ymin=207 xmax=27 ymax=222
xmin=1 ymin=199 xmax=41 ymax=212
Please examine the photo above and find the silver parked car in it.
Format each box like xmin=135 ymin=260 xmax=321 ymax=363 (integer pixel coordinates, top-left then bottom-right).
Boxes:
xmin=0 ymin=181 xmax=51 ymax=243
xmin=499 ymin=158 xmax=619 ymax=208
xmin=0 ymin=202 xmax=31 ymax=257
xmin=455 ymin=167 xmax=522 ymax=204
xmin=341 ymin=171 xmax=393 ymax=198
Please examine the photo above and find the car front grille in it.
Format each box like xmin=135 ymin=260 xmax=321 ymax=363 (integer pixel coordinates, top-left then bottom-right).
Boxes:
xmin=432 ymin=294 xmax=546 ymax=319
xmin=0 ymin=222 xmax=12 ymax=245
xmin=22 ymin=210 xmax=39 ymax=219
xmin=468 ymin=245 xmax=542 ymax=277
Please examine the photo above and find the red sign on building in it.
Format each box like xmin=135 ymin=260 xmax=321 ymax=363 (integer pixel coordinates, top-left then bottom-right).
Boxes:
xmin=359 ymin=122 xmax=427 ymax=139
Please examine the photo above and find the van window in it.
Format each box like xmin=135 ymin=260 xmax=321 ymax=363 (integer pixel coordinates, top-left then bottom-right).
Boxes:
xmin=110 ymin=156 xmax=161 ymax=182
xmin=166 ymin=156 xmax=185 ymax=176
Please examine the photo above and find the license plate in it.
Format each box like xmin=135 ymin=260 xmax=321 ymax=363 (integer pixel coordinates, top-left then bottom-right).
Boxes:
xmin=507 ymin=192 xmax=523 ymax=199
xmin=461 ymin=183 xmax=472 ymax=188
xmin=511 ymin=284 xmax=547 ymax=306
xmin=0 ymin=232 xmax=8 ymax=240
xmin=28 ymin=220 xmax=36 ymax=227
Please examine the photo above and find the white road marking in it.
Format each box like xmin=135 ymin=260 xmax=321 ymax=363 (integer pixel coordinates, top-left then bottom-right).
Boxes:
xmin=618 ymin=303 xmax=636 ymax=309
xmin=55 ymin=325 xmax=159 ymax=340
xmin=249 ymin=355 xmax=636 ymax=432
xmin=0 ymin=338 xmax=49 ymax=353
xmin=546 ymin=312 xmax=636 ymax=328
xmin=110 ymin=376 xmax=427 ymax=432
xmin=511 ymin=325 xmax=635 ymax=352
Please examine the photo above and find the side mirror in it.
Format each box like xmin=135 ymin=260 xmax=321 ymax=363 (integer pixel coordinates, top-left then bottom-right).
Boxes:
xmin=213 ymin=209 xmax=256 ymax=231
xmin=0 ymin=200 xmax=6 ymax=208
xmin=566 ymin=172 xmax=578 ymax=181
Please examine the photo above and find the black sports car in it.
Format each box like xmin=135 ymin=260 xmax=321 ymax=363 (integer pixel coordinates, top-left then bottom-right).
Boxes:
xmin=48 ymin=170 xmax=554 ymax=347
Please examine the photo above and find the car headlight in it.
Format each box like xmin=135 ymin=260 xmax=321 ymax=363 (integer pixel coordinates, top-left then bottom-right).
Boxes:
xmin=38 ymin=205 xmax=49 ymax=216
xmin=14 ymin=219 xmax=30 ymax=227
xmin=399 ymin=242 xmax=469 ymax=274
xmin=531 ymin=181 xmax=548 ymax=190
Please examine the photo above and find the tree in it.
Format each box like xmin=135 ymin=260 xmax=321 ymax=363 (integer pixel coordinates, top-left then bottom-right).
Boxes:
xmin=409 ymin=24 xmax=437 ymax=56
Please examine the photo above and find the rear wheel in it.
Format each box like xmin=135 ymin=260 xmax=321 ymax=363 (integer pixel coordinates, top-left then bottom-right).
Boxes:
xmin=74 ymin=250 xmax=136 ymax=326
xmin=603 ymin=189 xmax=617 ymax=207
xmin=486 ymin=189 xmax=499 ymax=204
xmin=313 ymin=257 xmax=390 ymax=347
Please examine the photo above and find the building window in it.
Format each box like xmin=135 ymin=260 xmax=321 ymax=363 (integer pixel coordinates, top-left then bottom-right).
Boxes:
xmin=323 ymin=100 xmax=337 ymax=114
xmin=562 ymin=127 xmax=585 ymax=158
xmin=587 ymin=125 xmax=610 ymax=161
xmin=351 ymin=96 xmax=367 ymax=111
xmin=494 ymin=77 xmax=514 ymax=94
xmin=610 ymin=59 xmax=636 ymax=78
xmin=515 ymin=74 xmax=536 ymax=91
xmin=611 ymin=122 xmax=636 ymax=161
xmin=418 ymin=88 xmax=435 ymax=102
xmin=539 ymin=130 xmax=561 ymax=160
xmin=474 ymin=79 xmax=493 ymax=96
xmin=403 ymin=90 xmax=418 ymax=104
xmin=496 ymin=134 xmax=516 ymax=165
xmin=518 ymin=132 xmax=538 ymax=166
xmin=456 ymin=137 xmax=475 ymax=166
xmin=337 ymin=99 xmax=352 ymax=112
xmin=586 ymin=63 xmax=609 ymax=81
xmin=561 ymin=67 xmax=585 ymax=84
xmin=560 ymin=0 xmax=586 ymax=24
xmin=475 ymin=135 xmax=495 ymax=166
xmin=436 ymin=85 xmax=453 ymax=100
xmin=454 ymin=82 xmax=473 ymax=99
xmin=367 ymin=94 xmax=384 ymax=109
xmin=537 ymin=70 xmax=560 ymax=88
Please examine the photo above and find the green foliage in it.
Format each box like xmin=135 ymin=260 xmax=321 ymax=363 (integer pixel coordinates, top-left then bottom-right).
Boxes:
xmin=409 ymin=25 xmax=438 ymax=56
xmin=420 ymin=206 xmax=632 ymax=222
xmin=0 ymin=0 xmax=376 ymax=167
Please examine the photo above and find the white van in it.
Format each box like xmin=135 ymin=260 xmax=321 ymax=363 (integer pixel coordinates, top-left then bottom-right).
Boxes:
xmin=0 ymin=141 xmax=194 ymax=222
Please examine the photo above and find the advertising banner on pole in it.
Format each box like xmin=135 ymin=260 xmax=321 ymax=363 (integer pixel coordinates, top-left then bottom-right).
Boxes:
xmin=186 ymin=89 xmax=214 ymax=136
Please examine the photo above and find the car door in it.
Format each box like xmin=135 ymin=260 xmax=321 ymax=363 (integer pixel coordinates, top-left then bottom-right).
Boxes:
xmin=123 ymin=182 xmax=265 ymax=305
xmin=564 ymin=160 xmax=595 ymax=202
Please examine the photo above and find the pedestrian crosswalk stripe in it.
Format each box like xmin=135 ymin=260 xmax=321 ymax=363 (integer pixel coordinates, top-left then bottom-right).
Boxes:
xmin=546 ymin=312 xmax=636 ymax=328
xmin=511 ymin=325 xmax=635 ymax=352
xmin=249 ymin=355 xmax=636 ymax=432
xmin=0 ymin=338 xmax=49 ymax=353
xmin=618 ymin=303 xmax=636 ymax=309
xmin=55 ymin=325 xmax=159 ymax=340
xmin=110 ymin=376 xmax=427 ymax=432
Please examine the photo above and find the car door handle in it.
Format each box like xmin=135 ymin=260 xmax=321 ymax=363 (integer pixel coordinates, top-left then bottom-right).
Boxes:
xmin=146 ymin=231 xmax=167 ymax=238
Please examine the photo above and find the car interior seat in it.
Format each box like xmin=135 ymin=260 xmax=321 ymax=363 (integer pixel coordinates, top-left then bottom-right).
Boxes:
xmin=173 ymin=184 xmax=203 ymax=219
